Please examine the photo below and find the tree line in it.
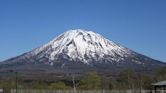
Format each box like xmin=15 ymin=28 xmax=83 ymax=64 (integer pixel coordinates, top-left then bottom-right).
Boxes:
xmin=1 ymin=67 xmax=166 ymax=90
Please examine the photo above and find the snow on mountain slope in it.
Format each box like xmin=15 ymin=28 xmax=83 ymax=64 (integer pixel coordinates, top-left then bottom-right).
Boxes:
xmin=1 ymin=29 xmax=165 ymax=77
xmin=27 ymin=29 xmax=133 ymax=64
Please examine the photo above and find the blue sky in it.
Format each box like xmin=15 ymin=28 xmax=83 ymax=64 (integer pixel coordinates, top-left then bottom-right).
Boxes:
xmin=0 ymin=0 xmax=166 ymax=62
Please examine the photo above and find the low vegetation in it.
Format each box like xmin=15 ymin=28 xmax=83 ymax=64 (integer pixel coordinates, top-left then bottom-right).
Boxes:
xmin=0 ymin=66 xmax=166 ymax=91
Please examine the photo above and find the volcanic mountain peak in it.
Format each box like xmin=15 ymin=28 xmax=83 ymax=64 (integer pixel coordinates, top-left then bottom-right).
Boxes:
xmin=1 ymin=29 xmax=165 ymax=77
xmin=28 ymin=29 xmax=132 ymax=64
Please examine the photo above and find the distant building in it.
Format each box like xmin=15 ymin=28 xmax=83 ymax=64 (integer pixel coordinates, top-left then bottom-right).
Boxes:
xmin=152 ymin=81 xmax=166 ymax=93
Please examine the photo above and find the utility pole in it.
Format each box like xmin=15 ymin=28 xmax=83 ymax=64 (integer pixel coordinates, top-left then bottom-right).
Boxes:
xmin=15 ymin=71 xmax=18 ymax=93
xmin=9 ymin=70 xmax=18 ymax=93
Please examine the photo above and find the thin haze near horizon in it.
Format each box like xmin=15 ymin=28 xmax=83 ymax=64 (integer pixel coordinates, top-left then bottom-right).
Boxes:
xmin=0 ymin=0 xmax=166 ymax=62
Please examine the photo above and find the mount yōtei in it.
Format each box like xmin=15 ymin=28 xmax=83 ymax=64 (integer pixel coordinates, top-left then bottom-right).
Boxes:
xmin=0 ymin=29 xmax=165 ymax=77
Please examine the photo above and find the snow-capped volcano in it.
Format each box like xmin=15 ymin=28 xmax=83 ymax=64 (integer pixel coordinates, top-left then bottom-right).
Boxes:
xmin=30 ymin=29 xmax=133 ymax=64
xmin=0 ymin=29 xmax=165 ymax=77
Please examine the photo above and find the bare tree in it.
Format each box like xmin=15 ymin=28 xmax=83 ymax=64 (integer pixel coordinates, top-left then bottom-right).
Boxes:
xmin=72 ymin=75 xmax=76 ymax=92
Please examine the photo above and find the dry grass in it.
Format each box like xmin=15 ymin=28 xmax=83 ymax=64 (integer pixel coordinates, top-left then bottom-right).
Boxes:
xmin=9 ymin=89 xmax=158 ymax=93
